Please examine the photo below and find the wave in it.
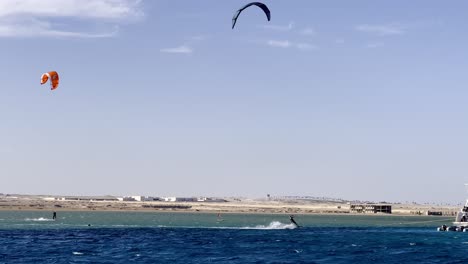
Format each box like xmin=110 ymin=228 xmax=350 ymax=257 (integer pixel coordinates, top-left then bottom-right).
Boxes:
xmin=24 ymin=217 xmax=54 ymax=222
xmin=152 ymin=221 xmax=298 ymax=230
xmin=244 ymin=221 xmax=298 ymax=230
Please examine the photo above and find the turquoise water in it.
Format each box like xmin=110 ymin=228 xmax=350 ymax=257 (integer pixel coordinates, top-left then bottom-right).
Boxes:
xmin=0 ymin=211 xmax=463 ymax=263
xmin=0 ymin=211 xmax=453 ymax=229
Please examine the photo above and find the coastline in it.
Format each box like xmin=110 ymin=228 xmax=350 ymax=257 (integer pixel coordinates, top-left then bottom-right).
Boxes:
xmin=0 ymin=198 xmax=459 ymax=216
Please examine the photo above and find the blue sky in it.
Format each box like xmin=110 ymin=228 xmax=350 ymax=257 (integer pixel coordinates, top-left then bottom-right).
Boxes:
xmin=1 ymin=0 xmax=468 ymax=203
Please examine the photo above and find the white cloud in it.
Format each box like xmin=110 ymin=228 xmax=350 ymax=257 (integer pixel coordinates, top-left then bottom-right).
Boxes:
xmin=160 ymin=45 xmax=193 ymax=54
xmin=260 ymin=21 xmax=294 ymax=31
xmin=0 ymin=0 xmax=142 ymax=38
xmin=267 ymin=40 xmax=317 ymax=51
xmin=0 ymin=18 xmax=120 ymax=38
xmin=0 ymin=0 xmax=142 ymax=19
xmin=267 ymin=40 xmax=291 ymax=48
xmin=160 ymin=35 xmax=206 ymax=54
xmin=355 ymin=24 xmax=404 ymax=36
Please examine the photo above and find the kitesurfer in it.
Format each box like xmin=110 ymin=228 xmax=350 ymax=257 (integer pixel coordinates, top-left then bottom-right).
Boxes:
xmin=289 ymin=215 xmax=300 ymax=228
xmin=52 ymin=211 xmax=57 ymax=220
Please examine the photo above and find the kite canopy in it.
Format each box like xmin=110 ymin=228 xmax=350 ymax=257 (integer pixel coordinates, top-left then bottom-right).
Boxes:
xmin=40 ymin=71 xmax=59 ymax=90
xmin=232 ymin=2 xmax=271 ymax=29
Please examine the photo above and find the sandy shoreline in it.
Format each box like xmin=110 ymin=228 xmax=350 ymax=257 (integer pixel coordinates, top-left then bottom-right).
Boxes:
xmin=0 ymin=197 xmax=460 ymax=216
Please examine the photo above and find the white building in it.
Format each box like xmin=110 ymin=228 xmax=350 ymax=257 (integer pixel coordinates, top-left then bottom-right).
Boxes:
xmin=163 ymin=197 xmax=196 ymax=202
xmin=117 ymin=196 xmax=161 ymax=202
xmin=163 ymin=197 xmax=177 ymax=202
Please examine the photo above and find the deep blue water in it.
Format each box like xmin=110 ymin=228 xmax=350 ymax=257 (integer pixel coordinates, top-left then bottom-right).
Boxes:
xmin=2 ymin=227 xmax=467 ymax=263
xmin=0 ymin=211 xmax=465 ymax=263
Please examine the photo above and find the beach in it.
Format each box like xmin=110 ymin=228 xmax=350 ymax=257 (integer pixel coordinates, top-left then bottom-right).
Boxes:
xmin=0 ymin=195 xmax=459 ymax=216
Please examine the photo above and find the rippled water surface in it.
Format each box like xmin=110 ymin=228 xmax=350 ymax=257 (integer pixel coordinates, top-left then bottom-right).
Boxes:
xmin=0 ymin=211 xmax=464 ymax=263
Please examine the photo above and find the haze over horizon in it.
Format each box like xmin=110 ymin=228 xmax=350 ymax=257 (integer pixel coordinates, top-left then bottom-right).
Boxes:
xmin=2 ymin=0 xmax=468 ymax=204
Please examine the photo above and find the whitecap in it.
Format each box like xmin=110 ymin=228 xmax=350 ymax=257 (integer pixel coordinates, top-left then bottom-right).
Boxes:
xmin=211 ymin=221 xmax=297 ymax=230
xmin=247 ymin=221 xmax=298 ymax=230
xmin=153 ymin=222 xmax=297 ymax=230
xmin=72 ymin=252 xmax=83 ymax=255
xmin=24 ymin=217 xmax=54 ymax=222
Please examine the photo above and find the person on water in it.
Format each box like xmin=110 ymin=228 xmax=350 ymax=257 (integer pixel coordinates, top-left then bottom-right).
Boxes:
xmin=289 ymin=215 xmax=300 ymax=227
xmin=216 ymin=212 xmax=224 ymax=222
xmin=52 ymin=211 xmax=57 ymax=220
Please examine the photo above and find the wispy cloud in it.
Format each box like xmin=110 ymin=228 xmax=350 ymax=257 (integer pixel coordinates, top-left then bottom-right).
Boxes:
xmin=0 ymin=18 xmax=120 ymax=38
xmin=160 ymin=45 xmax=193 ymax=54
xmin=260 ymin=21 xmax=294 ymax=31
xmin=160 ymin=35 xmax=206 ymax=54
xmin=267 ymin=40 xmax=291 ymax=48
xmin=0 ymin=0 xmax=143 ymax=19
xmin=355 ymin=24 xmax=404 ymax=36
xmin=0 ymin=0 xmax=142 ymax=38
xmin=266 ymin=40 xmax=317 ymax=51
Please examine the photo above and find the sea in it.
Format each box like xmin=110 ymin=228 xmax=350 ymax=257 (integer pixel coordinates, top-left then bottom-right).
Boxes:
xmin=0 ymin=211 xmax=465 ymax=263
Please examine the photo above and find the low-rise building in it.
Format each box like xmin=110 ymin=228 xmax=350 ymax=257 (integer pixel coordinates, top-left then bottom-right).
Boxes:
xmin=58 ymin=196 xmax=119 ymax=202
xmin=117 ymin=196 xmax=161 ymax=202
xmin=42 ymin=197 xmax=58 ymax=201
xmin=350 ymin=204 xmax=392 ymax=214
xmin=163 ymin=197 xmax=176 ymax=202
xmin=197 ymin=197 xmax=227 ymax=202
xmin=163 ymin=197 xmax=197 ymax=202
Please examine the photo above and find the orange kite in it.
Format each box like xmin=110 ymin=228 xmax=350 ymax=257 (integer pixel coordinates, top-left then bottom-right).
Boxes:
xmin=40 ymin=71 xmax=59 ymax=90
